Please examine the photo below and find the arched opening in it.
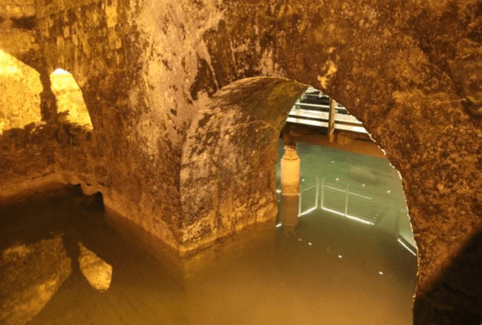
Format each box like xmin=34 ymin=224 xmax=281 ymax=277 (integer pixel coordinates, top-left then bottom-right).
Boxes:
xmin=181 ymin=77 xmax=416 ymax=253
xmin=50 ymin=69 xmax=93 ymax=130
xmin=0 ymin=50 xmax=42 ymax=134
xmin=277 ymin=86 xmax=418 ymax=323
xmin=180 ymin=77 xmax=307 ymax=250
xmin=278 ymin=86 xmax=416 ymax=258
xmin=180 ymin=77 xmax=417 ymax=323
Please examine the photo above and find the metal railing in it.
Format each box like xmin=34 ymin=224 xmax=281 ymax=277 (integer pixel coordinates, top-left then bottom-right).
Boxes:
xmin=287 ymin=87 xmax=368 ymax=135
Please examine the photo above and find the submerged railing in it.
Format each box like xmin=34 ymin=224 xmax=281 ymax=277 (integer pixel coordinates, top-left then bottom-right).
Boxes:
xmin=276 ymin=174 xmax=416 ymax=256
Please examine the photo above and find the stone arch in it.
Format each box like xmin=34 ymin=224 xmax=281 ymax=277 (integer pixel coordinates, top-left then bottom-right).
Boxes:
xmin=50 ymin=68 xmax=93 ymax=130
xmin=180 ymin=77 xmax=307 ymax=250
xmin=183 ymin=37 xmax=482 ymax=325
xmin=182 ymin=2 xmax=482 ymax=322
xmin=181 ymin=76 xmax=412 ymax=253
xmin=0 ymin=50 xmax=42 ymax=134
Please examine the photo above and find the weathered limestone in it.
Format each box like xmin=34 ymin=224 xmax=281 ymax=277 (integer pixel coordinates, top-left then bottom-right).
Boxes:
xmin=0 ymin=0 xmax=35 ymax=18
xmin=0 ymin=0 xmax=481 ymax=323
xmin=0 ymin=51 xmax=42 ymax=133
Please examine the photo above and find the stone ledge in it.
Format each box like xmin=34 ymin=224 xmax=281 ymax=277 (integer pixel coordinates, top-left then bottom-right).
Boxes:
xmin=0 ymin=173 xmax=64 ymax=206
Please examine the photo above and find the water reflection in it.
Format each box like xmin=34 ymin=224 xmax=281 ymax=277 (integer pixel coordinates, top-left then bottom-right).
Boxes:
xmin=0 ymin=236 xmax=72 ymax=325
xmin=0 ymin=187 xmax=417 ymax=325
xmin=279 ymin=195 xmax=300 ymax=230
xmin=78 ymin=242 xmax=113 ymax=292
xmin=276 ymin=176 xmax=416 ymax=256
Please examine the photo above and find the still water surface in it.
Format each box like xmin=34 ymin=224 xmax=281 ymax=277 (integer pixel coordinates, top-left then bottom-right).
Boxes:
xmin=0 ymin=141 xmax=416 ymax=325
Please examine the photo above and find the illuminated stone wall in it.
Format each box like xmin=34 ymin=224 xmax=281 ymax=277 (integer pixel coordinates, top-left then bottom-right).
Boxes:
xmin=0 ymin=0 xmax=480 ymax=323
xmin=34 ymin=0 xmax=188 ymax=248
xmin=0 ymin=0 xmax=39 ymax=65
xmin=0 ymin=51 xmax=42 ymax=133
xmin=0 ymin=0 xmax=59 ymax=201
xmin=0 ymin=0 xmax=35 ymax=18
xmin=180 ymin=77 xmax=306 ymax=251
xmin=0 ymin=50 xmax=59 ymax=202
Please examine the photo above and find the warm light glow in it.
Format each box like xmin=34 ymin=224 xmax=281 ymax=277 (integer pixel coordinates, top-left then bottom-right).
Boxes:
xmin=51 ymin=68 xmax=71 ymax=76
xmin=0 ymin=50 xmax=42 ymax=134
xmin=50 ymin=69 xmax=93 ymax=129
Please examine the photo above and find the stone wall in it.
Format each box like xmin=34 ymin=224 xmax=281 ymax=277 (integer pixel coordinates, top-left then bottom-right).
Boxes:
xmin=0 ymin=0 xmax=60 ymax=201
xmin=0 ymin=52 xmax=42 ymax=133
xmin=0 ymin=0 xmax=481 ymax=323
xmin=0 ymin=0 xmax=35 ymax=18
xmin=0 ymin=51 xmax=59 ymax=202
xmin=34 ymin=0 xmax=185 ymax=248
xmin=0 ymin=0 xmax=39 ymax=67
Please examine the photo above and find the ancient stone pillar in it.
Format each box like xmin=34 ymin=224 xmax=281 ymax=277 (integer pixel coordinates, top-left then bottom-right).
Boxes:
xmin=281 ymin=141 xmax=301 ymax=196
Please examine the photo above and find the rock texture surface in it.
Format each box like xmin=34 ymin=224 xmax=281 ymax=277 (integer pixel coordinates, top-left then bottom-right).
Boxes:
xmin=0 ymin=0 xmax=481 ymax=323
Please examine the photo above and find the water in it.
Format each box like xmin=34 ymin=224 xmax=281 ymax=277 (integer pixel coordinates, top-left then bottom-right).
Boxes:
xmin=0 ymin=141 xmax=417 ymax=325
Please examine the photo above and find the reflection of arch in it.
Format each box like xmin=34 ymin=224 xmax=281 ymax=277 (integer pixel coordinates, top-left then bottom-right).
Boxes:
xmin=50 ymin=69 xmax=93 ymax=129
xmin=0 ymin=50 xmax=42 ymax=134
